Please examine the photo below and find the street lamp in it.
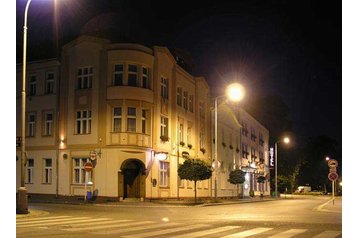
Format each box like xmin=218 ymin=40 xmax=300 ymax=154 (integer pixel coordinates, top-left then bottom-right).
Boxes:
xmin=213 ymin=83 xmax=245 ymax=201
xmin=18 ymin=0 xmax=33 ymax=214
xmin=274 ymin=136 xmax=290 ymax=199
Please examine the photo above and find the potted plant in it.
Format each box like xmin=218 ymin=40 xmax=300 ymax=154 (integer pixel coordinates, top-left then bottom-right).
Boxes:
xmin=179 ymin=141 xmax=185 ymax=147
xmin=160 ymin=135 xmax=169 ymax=142
xmin=222 ymin=142 xmax=226 ymax=147
xmin=187 ymin=144 xmax=193 ymax=149
xmin=200 ymin=148 xmax=206 ymax=154
xmin=229 ymin=145 xmax=233 ymax=150
xmin=236 ymin=148 xmax=240 ymax=153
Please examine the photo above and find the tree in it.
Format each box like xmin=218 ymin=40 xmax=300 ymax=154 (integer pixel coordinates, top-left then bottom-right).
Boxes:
xmin=228 ymin=169 xmax=246 ymax=198
xmin=178 ymin=159 xmax=212 ymax=203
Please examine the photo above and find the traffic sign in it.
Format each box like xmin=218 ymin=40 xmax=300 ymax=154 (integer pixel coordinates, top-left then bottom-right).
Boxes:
xmin=84 ymin=162 xmax=93 ymax=172
xmin=328 ymin=172 xmax=339 ymax=181
xmin=328 ymin=159 xmax=338 ymax=168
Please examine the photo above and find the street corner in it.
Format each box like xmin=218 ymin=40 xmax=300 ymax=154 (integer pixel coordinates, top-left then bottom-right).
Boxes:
xmin=16 ymin=209 xmax=50 ymax=219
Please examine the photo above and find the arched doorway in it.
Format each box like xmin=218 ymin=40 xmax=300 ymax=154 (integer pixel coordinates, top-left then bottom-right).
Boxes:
xmin=118 ymin=159 xmax=146 ymax=199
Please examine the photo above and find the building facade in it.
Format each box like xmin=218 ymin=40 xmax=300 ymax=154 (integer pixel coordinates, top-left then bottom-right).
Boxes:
xmin=16 ymin=35 xmax=212 ymax=200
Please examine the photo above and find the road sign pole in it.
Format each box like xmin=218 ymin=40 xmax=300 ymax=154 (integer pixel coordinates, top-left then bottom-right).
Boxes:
xmin=332 ymin=180 xmax=335 ymax=205
xmin=84 ymin=171 xmax=87 ymax=202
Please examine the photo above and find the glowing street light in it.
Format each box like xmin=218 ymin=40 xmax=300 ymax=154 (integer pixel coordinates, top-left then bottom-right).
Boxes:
xmin=274 ymin=136 xmax=290 ymax=199
xmin=213 ymin=83 xmax=245 ymax=201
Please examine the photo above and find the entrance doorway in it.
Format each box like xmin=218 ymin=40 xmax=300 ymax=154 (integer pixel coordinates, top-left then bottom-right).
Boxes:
xmin=118 ymin=159 xmax=145 ymax=199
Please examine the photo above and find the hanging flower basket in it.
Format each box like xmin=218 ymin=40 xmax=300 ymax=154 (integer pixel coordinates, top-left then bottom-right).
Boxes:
xmin=160 ymin=135 xmax=169 ymax=142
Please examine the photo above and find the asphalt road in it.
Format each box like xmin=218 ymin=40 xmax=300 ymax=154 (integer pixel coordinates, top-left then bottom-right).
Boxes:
xmin=16 ymin=196 xmax=342 ymax=238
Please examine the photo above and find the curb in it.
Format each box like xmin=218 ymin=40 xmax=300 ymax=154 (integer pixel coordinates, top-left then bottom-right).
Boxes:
xmin=16 ymin=209 xmax=50 ymax=219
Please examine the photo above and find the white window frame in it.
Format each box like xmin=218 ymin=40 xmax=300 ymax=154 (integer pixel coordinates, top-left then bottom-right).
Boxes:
xmin=73 ymin=158 xmax=92 ymax=184
xmin=29 ymin=75 xmax=36 ymax=96
xmin=142 ymin=67 xmax=149 ymax=88
xmin=177 ymin=87 xmax=182 ymax=106
xmin=160 ymin=116 xmax=168 ymax=137
xmin=27 ymin=112 xmax=36 ymax=137
xmin=77 ymin=66 xmax=93 ymax=89
xmin=128 ymin=64 xmax=138 ymax=87
xmin=141 ymin=110 xmax=147 ymax=134
xmin=113 ymin=64 xmax=124 ymax=86
xmin=26 ymin=158 xmax=34 ymax=184
xmin=44 ymin=112 xmax=53 ymax=136
xmin=76 ymin=110 xmax=92 ymax=134
xmin=159 ymin=161 xmax=169 ymax=187
xmin=189 ymin=95 xmax=194 ymax=112
xmin=43 ymin=158 xmax=52 ymax=184
xmin=160 ymin=77 xmax=169 ymax=99
xmin=112 ymin=107 xmax=122 ymax=132
xmin=45 ymin=72 xmax=54 ymax=94
xmin=127 ymin=107 xmax=137 ymax=132
xmin=187 ymin=126 xmax=192 ymax=145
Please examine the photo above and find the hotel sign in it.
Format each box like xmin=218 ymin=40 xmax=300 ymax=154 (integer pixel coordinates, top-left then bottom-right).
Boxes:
xmin=269 ymin=147 xmax=274 ymax=168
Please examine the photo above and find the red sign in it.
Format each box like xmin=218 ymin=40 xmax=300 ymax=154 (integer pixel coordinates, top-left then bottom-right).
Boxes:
xmin=85 ymin=162 xmax=93 ymax=172
xmin=328 ymin=172 xmax=339 ymax=181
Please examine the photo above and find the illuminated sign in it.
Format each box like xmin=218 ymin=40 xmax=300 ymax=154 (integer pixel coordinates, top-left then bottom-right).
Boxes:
xmin=269 ymin=147 xmax=274 ymax=167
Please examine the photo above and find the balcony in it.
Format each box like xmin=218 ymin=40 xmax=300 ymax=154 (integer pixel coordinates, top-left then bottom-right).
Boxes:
xmin=107 ymin=86 xmax=154 ymax=103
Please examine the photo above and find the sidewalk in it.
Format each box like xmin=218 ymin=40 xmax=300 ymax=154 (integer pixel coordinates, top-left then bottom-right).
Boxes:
xmin=16 ymin=195 xmax=276 ymax=218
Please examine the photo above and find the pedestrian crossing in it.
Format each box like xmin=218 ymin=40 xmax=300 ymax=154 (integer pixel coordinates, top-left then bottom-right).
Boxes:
xmin=17 ymin=215 xmax=342 ymax=237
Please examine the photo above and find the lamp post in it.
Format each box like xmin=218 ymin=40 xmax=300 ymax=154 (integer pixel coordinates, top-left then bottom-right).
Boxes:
xmin=274 ymin=137 xmax=289 ymax=199
xmin=213 ymin=83 xmax=245 ymax=201
xmin=18 ymin=0 xmax=33 ymax=214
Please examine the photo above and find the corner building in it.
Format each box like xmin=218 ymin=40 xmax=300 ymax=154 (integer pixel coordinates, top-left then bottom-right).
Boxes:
xmin=16 ymin=35 xmax=212 ymax=201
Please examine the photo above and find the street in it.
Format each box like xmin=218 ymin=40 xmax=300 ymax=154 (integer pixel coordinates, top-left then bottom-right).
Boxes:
xmin=16 ymin=196 xmax=341 ymax=238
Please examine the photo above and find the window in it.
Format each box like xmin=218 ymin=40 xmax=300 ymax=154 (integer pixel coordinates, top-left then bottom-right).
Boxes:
xmin=29 ymin=75 xmax=36 ymax=96
xmin=113 ymin=107 xmax=122 ymax=132
xmin=242 ymin=143 xmax=248 ymax=158
xmin=160 ymin=77 xmax=169 ymax=99
xmin=141 ymin=110 xmax=147 ymax=134
xmin=73 ymin=158 xmax=92 ymax=184
xmin=113 ymin=64 xmax=123 ymax=86
xmin=45 ymin=72 xmax=54 ymax=94
xmin=128 ymin=64 xmax=138 ymax=87
xmin=76 ymin=110 xmax=92 ymax=134
xmin=77 ymin=67 xmax=93 ymax=89
xmin=251 ymin=147 xmax=256 ymax=160
xmin=176 ymin=87 xmax=182 ymax=106
xmin=199 ymin=101 xmax=205 ymax=118
xmin=26 ymin=158 xmax=34 ymax=183
xmin=179 ymin=123 xmax=184 ymax=142
xmin=142 ymin=67 xmax=149 ymax=88
xmin=183 ymin=91 xmax=188 ymax=110
xmin=43 ymin=158 xmax=52 ymax=184
xmin=259 ymin=151 xmax=264 ymax=162
xmin=242 ymin=121 xmax=248 ymax=136
xmin=27 ymin=113 xmax=36 ymax=137
xmin=251 ymin=127 xmax=256 ymax=141
xmin=160 ymin=116 xmax=168 ymax=137
xmin=200 ymin=132 xmax=205 ymax=149
xmin=187 ymin=125 xmax=192 ymax=145
xmin=44 ymin=112 xmax=53 ymax=136
xmin=127 ymin=107 xmax=137 ymax=132
xmin=159 ymin=161 xmax=169 ymax=187
xmin=259 ymin=132 xmax=264 ymax=146
xmin=189 ymin=95 xmax=194 ymax=112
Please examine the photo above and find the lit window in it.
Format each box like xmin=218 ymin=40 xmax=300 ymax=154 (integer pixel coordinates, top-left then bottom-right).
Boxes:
xmin=183 ymin=91 xmax=188 ymax=110
xmin=76 ymin=110 xmax=92 ymax=134
xmin=187 ymin=125 xmax=192 ymax=145
xmin=141 ymin=110 xmax=147 ymax=134
xmin=179 ymin=123 xmax=184 ymax=142
xmin=77 ymin=67 xmax=93 ymax=89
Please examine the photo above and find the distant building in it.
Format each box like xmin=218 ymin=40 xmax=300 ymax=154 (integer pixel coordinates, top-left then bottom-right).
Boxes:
xmin=16 ymin=35 xmax=212 ymax=200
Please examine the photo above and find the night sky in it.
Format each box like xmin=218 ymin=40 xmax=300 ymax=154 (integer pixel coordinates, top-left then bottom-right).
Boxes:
xmin=16 ymin=0 xmax=342 ymax=146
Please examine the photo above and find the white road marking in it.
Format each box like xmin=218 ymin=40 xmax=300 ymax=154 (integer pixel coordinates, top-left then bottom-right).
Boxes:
xmin=63 ymin=220 xmax=154 ymax=232
xmin=222 ymin=227 xmax=273 ymax=237
xmin=92 ymin=222 xmax=180 ymax=235
xmin=17 ymin=217 xmax=91 ymax=228
xmin=268 ymin=229 xmax=307 ymax=238
xmin=313 ymin=230 xmax=342 ymax=238
xmin=171 ymin=225 xmax=241 ymax=238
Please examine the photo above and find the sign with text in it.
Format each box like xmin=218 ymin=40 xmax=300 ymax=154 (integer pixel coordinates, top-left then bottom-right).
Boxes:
xmin=269 ymin=147 xmax=274 ymax=168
